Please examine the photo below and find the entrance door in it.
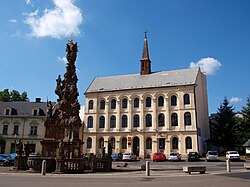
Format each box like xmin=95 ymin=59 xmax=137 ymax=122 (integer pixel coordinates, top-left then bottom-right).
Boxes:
xmin=133 ymin=137 xmax=140 ymax=156
xmin=158 ymin=138 xmax=165 ymax=152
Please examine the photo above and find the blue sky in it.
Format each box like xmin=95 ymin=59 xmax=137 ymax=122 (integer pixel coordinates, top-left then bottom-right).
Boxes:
xmin=0 ymin=0 xmax=250 ymax=114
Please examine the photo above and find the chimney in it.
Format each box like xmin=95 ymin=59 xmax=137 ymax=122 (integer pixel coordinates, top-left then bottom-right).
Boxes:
xmin=35 ymin=98 xmax=41 ymax=102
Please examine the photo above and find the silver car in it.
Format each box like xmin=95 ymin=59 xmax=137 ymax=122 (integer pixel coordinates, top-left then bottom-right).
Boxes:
xmin=122 ymin=153 xmax=137 ymax=161
xmin=168 ymin=152 xmax=181 ymax=161
xmin=206 ymin=151 xmax=219 ymax=161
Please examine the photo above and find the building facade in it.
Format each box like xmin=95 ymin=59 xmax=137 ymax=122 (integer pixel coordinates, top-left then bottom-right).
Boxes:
xmin=0 ymin=98 xmax=47 ymax=154
xmin=83 ymin=34 xmax=209 ymax=159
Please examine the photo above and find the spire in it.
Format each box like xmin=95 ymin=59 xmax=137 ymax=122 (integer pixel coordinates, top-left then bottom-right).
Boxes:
xmin=140 ymin=30 xmax=151 ymax=75
xmin=142 ymin=30 xmax=150 ymax=59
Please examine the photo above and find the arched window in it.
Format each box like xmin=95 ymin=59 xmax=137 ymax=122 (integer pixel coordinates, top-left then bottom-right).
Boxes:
xmin=171 ymin=113 xmax=178 ymax=126
xmin=98 ymin=138 xmax=104 ymax=148
xmin=146 ymin=137 xmax=152 ymax=149
xmin=185 ymin=137 xmax=192 ymax=149
xmin=87 ymin=137 xmax=92 ymax=148
xmin=122 ymin=115 xmax=128 ymax=128
xmin=158 ymin=113 xmax=165 ymax=127
xmin=99 ymin=116 xmax=105 ymax=128
xmin=109 ymin=137 xmax=115 ymax=149
xmin=146 ymin=97 xmax=151 ymax=107
xmin=184 ymin=94 xmax=190 ymax=105
xmin=87 ymin=116 xmax=93 ymax=128
xmin=122 ymin=138 xmax=127 ymax=149
xmin=158 ymin=96 xmax=164 ymax=107
xmin=111 ymin=99 xmax=116 ymax=109
xmin=110 ymin=115 xmax=116 ymax=128
xmin=100 ymin=100 xmax=105 ymax=110
xmin=171 ymin=95 xmax=177 ymax=106
xmin=88 ymin=100 xmax=93 ymax=109
xmin=122 ymin=98 xmax=128 ymax=108
xmin=172 ymin=137 xmax=178 ymax=149
xmin=134 ymin=98 xmax=139 ymax=108
xmin=184 ymin=112 xmax=191 ymax=126
xmin=146 ymin=114 xmax=152 ymax=127
xmin=133 ymin=114 xmax=140 ymax=127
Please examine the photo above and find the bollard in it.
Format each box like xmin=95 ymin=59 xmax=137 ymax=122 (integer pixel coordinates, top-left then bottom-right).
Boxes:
xmin=226 ymin=159 xmax=231 ymax=172
xmin=41 ymin=160 xmax=46 ymax=175
xmin=146 ymin=161 xmax=150 ymax=176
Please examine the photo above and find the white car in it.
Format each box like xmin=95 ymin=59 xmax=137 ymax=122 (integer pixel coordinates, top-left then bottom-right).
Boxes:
xmin=206 ymin=151 xmax=219 ymax=161
xmin=226 ymin=151 xmax=240 ymax=161
xmin=122 ymin=153 xmax=137 ymax=161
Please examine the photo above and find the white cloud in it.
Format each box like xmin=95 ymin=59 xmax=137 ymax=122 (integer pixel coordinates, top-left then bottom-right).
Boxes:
xmin=9 ymin=19 xmax=17 ymax=23
xmin=230 ymin=96 xmax=242 ymax=103
xmin=24 ymin=0 xmax=83 ymax=39
xmin=25 ymin=0 xmax=33 ymax=5
xmin=57 ymin=56 xmax=67 ymax=64
xmin=189 ymin=57 xmax=222 ymax=75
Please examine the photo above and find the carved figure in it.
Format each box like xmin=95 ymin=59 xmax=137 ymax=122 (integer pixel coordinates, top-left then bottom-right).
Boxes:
xmin=47 ymin=101 xmax=53 ymax=118
xmin=16 ymin=139 xmax=23 ymax=156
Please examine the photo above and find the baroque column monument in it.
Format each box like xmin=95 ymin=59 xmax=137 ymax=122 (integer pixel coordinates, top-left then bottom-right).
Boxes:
xmin=41 ymin=39 xmax=83 ymax=171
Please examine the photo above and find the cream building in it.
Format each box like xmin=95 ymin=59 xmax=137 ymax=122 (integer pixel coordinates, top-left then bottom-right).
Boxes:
xmin=0 ymin=98 xmax=47 ymax=154
xmin=83 ymin=34 xmax=209 ymax=159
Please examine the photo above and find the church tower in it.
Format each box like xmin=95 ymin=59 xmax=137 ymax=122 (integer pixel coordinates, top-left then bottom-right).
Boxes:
xmin=140 ymin=31 xmax=151 ymax=75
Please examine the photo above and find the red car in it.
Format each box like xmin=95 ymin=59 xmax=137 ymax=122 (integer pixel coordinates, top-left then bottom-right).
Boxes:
xmin=152 ymin=152 xmax=166 ymax=161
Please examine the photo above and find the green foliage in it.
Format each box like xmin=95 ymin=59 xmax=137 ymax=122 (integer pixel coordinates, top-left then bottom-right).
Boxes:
xmin=211 ymin=97 xmax=237 ymax=151
xmin=0 ymin=89 xmax=28 ymax=101
xmin=235 ymin=96 xmax=250 ymax=147
xmin=0 ymin=89 xmax=10 ymax=101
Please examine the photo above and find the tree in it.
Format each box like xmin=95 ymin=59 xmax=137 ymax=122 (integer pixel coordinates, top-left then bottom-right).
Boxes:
xmin=0 ymin=89 xmax=10 ymax=101
xmin=211 ymin=97 xmax=237 ymax=152
xmin=0 ymin=89 xmax=28 ymax=101
xmin=10 ymin=90 xmax=21 ymax=101
xmin=235 ymin=96 xmax=250 ymax=147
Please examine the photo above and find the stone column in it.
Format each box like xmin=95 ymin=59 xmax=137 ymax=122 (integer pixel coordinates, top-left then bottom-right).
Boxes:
xmin=140 ymin=98 xmax=144 ymax=130
xmin=104 ymin=101 xmax=109 ymax=132
xmin=152 ymin=98 xmax=157 ymax=130
xmin=116 ymin=100 xmax=121 ymax=131
xmin=165 ymin=97 xmax=170 ymax=131
xmin=128 ymin=99 xmax=132 ymax=131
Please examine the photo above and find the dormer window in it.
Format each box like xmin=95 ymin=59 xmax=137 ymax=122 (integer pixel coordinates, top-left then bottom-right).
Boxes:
xmin=5 ymin=109 xmax=10 ymax=115
xmin=33 ymin=109 xmax=38 ymax=116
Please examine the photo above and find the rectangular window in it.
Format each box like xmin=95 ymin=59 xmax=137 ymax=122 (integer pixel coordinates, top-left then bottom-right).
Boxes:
xmin=3 ymin=125 xmax=8 ymax=135
xmin=30 ymin=126 xmax=38 ymax=136
xmin=33 ymin=110 xmax=38 ymax=116
xmin=13 ymin=125 xmax=19 ymax=135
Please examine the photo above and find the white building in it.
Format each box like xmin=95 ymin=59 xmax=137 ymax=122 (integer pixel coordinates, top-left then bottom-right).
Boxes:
xmin=83 ymin=34 xmax=209 ymax=159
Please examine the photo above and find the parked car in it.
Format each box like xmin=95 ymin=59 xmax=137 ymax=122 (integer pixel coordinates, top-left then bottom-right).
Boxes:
xmin=226 ymin=151 xmax=240 ymax=161
xmin=152 ymin=152 xmax=166 ymax=162
xmin=111 ymin=153 xmax=123 ymax=161
xmin=0 ymin=155 xmax=10 ymax=166
xmin=206 ymin=151 xmax=219 ymax=161
xmin=188 ymin=152 xmax=200 ymax=161
xmin=122 ymin=153 xmax=137 ymax=161
xmin=168 ymin=152 xmax=181 ymax=161
xmin=9 ymin=152 xmax=17 ymax=159
xmin=0 ymin=154 xmax=14 ymax=165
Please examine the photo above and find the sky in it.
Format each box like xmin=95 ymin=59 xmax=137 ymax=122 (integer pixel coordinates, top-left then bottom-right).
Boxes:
xmin=0 ymin=0 xmax=250 ymax=114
